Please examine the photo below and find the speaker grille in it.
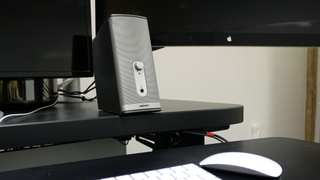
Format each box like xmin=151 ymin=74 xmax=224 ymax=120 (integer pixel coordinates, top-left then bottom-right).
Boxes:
xmin=109 ymin=15 xmax=160 ymax=105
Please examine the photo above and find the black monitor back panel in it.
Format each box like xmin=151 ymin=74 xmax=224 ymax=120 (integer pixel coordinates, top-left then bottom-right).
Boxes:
xmin=0 ymin=0 xmax=93 ymax=78
xmin=96 ymin=0 xmax=320 ymax=47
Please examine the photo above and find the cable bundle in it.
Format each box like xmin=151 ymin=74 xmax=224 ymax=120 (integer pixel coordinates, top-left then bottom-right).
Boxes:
xmin=183 ymin=131 xmax=228 ymax=143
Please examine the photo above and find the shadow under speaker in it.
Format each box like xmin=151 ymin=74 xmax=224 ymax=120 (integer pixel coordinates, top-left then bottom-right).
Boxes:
xmin=93 ymin=14 xmax=161 ymax=114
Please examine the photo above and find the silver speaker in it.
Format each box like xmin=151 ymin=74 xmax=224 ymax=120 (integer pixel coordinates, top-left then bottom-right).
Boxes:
xmin=93 ymin=14 xmax=161 ymax=114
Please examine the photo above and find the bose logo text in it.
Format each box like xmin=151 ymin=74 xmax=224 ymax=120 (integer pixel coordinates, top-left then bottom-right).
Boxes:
xmin=139 ymin=104 xmax=149 ymax=107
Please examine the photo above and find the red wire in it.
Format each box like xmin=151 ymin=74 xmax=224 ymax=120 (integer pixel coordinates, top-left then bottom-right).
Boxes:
xmin=206 ymin=132 xmax=216 ymax=138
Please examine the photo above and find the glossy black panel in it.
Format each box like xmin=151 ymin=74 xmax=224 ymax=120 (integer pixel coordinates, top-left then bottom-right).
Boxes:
xmin=0 ymin=0 xmax=93 ymax=78
xmin=96 ymin=0 xmax=320 ymax=47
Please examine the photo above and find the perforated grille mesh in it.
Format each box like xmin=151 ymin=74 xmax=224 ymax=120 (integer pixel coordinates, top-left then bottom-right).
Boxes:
xmin=109 ymin=15 xmax=160 ymax=105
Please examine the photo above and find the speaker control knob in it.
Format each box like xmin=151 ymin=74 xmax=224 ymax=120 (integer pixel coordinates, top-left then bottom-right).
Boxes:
xmin=134 ymin=61 xmax=144 ymax=71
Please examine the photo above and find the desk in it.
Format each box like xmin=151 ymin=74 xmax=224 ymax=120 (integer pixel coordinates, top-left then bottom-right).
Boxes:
xmin=0 ymin=137 xmax=318 ymax=180
xmin=0 ymin=99 xmax=243 ymax=150
xmin=0 ymin=99 xmax=242 ymax=171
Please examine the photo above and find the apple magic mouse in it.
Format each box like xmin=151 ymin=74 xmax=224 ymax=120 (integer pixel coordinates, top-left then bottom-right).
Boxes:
xmin=199 ymin=152 xmax=282 ymax=178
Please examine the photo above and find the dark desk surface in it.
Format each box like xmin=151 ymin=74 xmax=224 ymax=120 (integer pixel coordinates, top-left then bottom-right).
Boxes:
xmin=0 ymin=99 xmax=243 ymax=149
xmin=0 ymin=137 xmax=319 ymax=180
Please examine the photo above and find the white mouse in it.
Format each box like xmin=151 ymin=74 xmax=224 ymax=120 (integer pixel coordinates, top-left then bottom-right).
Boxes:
xmin=199 ymin=152 xmax=282 ymax=178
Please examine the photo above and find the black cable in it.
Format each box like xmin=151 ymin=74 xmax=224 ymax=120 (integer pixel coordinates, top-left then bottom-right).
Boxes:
xmin=213 ymin=134 xmax=229 ymax=143
xmin=42 ymin=81 xmax=58 ymax=99
xmin=59 ymin=93 xmax=96 ymax=101
xmin=118 ymin=140 xmax=129 ymax=145
xmin=58 ymin=81 xmax=96 ymax=95
xmin=212 ymin=136 xmax=225 ymax=143
xmin=58 ymin=81 xmax=96 ymax=101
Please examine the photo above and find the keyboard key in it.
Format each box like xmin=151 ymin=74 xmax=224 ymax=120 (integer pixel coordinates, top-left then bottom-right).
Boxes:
xmin=199 ymin=173 xmax=222 ymax=180
xmin=186 ymin=176 xmax=203 ymax=180
xmin=144 ymin=178 xmax=159 ymax=180
xmin=115 ymin=175 xmax=133 ymax=180
xmin=130 ymin=172 xmax=148 ymax=180
xmin=183 ymin=164 xmax=199 ymax=170
xmin=144 ymin=170 xmax=161 ymax=177
xmin=101 ymin=177 xmax=116 ymax=180
xmin=158 ymin=174 xmax=175 ymax=180
xmin=171 ymin=165 xmax=187 ymax=172
xmin=158 ymin=168 xmax=174 ymax=175
xmin=185 ymin=168 xmax=208 ymax=176
xmin=172 ymin=172 xmax=189 ymax=179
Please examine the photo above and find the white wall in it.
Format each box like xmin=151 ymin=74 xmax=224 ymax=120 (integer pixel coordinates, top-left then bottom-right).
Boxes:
xmin=81 ymin=46 xmax=307 ymax=154
xmin=153 ymin=47 xmax=307 ymax=144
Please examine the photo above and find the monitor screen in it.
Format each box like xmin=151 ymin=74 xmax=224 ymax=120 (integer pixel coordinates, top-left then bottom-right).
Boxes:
xmin=0 ymin=0 xmax=93 ymax=78
xmin=96 ymin=0 xmax=320 ymax=47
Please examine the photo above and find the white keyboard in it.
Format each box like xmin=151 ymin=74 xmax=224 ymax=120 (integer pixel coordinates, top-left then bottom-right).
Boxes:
xmin=99 ymin=163 xmax=221 ymax=180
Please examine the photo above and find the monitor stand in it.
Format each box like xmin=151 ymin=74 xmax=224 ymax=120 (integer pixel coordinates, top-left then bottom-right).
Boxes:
xmin=0 ymin=78 xmax=58 ymax=112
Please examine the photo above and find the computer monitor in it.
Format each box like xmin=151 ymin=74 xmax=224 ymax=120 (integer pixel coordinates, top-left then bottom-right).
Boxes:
xmin=96 ymin=0 xmax=320 ymax=47
xmin=0 ymin=0 xmax=93 ymax=110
